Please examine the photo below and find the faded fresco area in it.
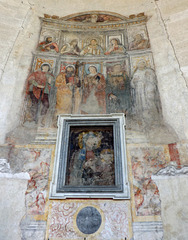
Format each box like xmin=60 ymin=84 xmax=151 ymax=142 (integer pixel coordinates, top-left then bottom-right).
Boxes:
xmin=6 ymin=12 xmax=175 ymax=239
xmin=0 ymin=3 xmax=188 ymax=240
xmin=66 ymin=126 xmax=115 ymax=186
xmin=106 ymin=61 xmax=130 ymax=113
xmin=22 ymin=12 xmax=161 ymax=132
xmin=129 ymin=145 xmax=169 ymax=216
xmin=66 ymin=13 xmax=123 ymax=23
xmin=5 ymin=147 xmax=52 ymax=216
xmin=19 ymin=12 xmax=169 ymax=221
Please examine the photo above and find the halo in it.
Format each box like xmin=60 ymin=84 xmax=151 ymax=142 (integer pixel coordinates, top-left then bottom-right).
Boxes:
xmin=45 ymin=36 xmax=53 ymax=41
xmin=88 ymin=65 xmax=97 ymax=72
xmin=70 ymin=39 xmax=78 ymax=44
xmin=66 ymin=64 xmax=75 ymax=70
xmin=113 ymin=63 xmax=122 ymax=68
xmin=41 ymin=62 xmax=51 ymax=71
xmin=78 ymin=131 xmax=102 ymax=149
xmin=137 ymin=59 xmax=147 ymax=65
xmin=90 ymin=38 xmax=98 ymax=43
xmin=110 ymin=38 xmax=120 ymax=44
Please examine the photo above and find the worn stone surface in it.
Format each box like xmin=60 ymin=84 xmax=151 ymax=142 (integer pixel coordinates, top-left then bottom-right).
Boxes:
xmin=0 ymin=172 xmax=29 ymax=240
xmin=5 ymin=147 xmax=52 ymax=216
xmin=20 ymin=219 xmax=47 ymax=240
xmin=133 ymin=222 xmax=163 ymax=240
xmin=152 ymin=167 xmax=188 ymax=240
xmin=176 ymin=142 xmax=188 ymax=165
xmin=0 ymin=158 xmax=11 ymax=173
xmin=76 ymin=206 xmax=102 ymax=234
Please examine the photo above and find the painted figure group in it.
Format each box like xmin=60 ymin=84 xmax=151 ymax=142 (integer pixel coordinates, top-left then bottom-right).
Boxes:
xmin=37 ymin=32 xmax=149 ymax=56
xmin=24 ymin=22 xmax=159 ymax=126
xmin=54 ymin=64 xmax=128 ymax=115
xmin=37 ymin=37 xmax=126 ymax=56
xmin=25 ymin=57 xmax=160 ymax=126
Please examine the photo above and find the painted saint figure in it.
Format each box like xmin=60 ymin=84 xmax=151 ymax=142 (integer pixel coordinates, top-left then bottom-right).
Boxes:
xmin=37 ymin=37 xmax=59 ymax=53
xmin=105 ymin=38 xmax=126 ymax=55
xmin=55 ymin=65 xmax=81 ymax=114
xmin=80 ymin=39 xmax=104 ymax=56
xmin=106 ymin=64 xmax=130 ymax=113
xmin=81 ymin=65 xmax=106 ymax=114
xmin=129 ymin=34 xmax=149 ymax=50
xmin=131 ymin=60 xmax=161 ymax=122
xmin=60 ymin=39 xmax=81 ymax=55
xmin=26 ymin=63 xmax=54 ymax=124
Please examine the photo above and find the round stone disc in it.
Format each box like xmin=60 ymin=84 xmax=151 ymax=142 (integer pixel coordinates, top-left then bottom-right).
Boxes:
xmin=76 ymin=206 xmax=102 ymax=234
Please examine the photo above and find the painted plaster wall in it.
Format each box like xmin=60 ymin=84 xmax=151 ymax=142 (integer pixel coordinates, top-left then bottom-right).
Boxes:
xmin=0 ymin=141 xmax=185 ymax=239
xmin=0 ymin=1 xmax=188 ymax=240
xmin=0 ymin=0 xmax=188 ymax=143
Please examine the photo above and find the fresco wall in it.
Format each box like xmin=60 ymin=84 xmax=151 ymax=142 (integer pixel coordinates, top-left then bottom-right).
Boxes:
xmin=0 ymin=11 xmax=185 ymax=240
xmin=18 ymin=12 xmax=165 ymax=240
xmin=22 ymin=12 xmax=162 ymax=133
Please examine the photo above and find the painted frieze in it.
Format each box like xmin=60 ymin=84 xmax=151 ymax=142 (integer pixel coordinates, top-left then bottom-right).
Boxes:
xmin=131 ymin=59 xmax=161 ymax=123
xmin=24 ymin=56 xmax=57 ymax=127
xmin=24 ymin=149 xmax=51 ymax=216
xmin=66 ymin=13 xmax=123 ymax=23
xmin=55 ymin=62 xmax=81 ymax=115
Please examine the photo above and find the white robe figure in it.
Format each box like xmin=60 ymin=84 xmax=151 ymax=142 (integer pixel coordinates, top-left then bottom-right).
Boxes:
xmin=131 ymin=60 xmax=161 ymax=122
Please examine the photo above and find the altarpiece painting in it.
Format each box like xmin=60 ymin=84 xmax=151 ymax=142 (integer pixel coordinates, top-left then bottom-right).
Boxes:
xmin=50 ymin=114 xmax=130 ymax=199
xmin=66 ymin=125 xmax=115 ymax=186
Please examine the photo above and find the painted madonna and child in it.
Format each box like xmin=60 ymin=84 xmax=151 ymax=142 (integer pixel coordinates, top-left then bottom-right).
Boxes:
xmin=65 ymin=127 xmax=115 ymax=186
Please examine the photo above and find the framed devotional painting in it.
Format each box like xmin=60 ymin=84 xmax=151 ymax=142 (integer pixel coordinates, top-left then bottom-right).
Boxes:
xmin=49 ymin=114 xmax=130 ymax=199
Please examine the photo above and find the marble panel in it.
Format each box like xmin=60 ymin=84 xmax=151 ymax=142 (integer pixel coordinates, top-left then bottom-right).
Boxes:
xmin=48 ymin=200 xmax=132 ymax=240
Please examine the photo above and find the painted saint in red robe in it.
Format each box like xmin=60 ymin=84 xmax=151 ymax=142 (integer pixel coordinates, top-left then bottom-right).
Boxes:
xmin=81 ymin=65 xmax=106 ymax=114
xmin=26 ymin=64 xmax=54 ymax=123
